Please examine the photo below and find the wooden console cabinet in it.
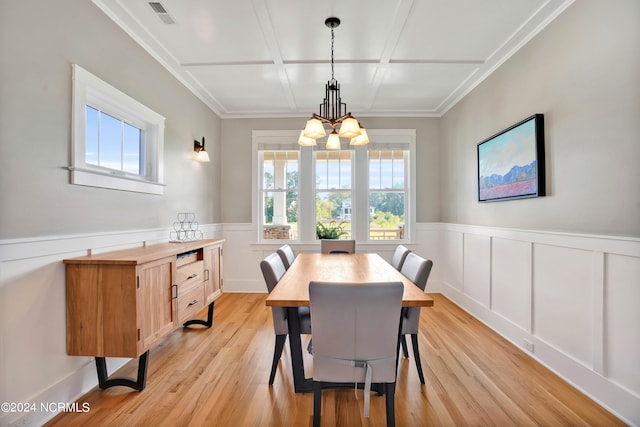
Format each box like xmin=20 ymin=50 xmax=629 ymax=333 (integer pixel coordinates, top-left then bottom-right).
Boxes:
xmin=64 ymin=239 xmax=224 ymax=390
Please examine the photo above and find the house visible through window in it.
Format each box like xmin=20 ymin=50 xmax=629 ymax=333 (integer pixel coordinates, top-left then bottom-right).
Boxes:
xmin=316 ymin=151 xmax=352 ymax=239
xmin=253 ymin=130 xmax=415 ymax=243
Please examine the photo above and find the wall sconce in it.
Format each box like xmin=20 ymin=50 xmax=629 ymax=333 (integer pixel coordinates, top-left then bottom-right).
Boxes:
xmin=194 ymin=137 xmax=210 ymax=162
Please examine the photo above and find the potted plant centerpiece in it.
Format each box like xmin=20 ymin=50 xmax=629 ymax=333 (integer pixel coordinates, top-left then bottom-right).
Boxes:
xmin=316 ymin=220 xmax=347 ymax=240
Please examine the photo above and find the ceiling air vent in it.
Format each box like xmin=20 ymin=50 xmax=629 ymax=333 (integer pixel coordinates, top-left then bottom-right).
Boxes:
xmin=148 ymin=2 xmax=176 ymax=25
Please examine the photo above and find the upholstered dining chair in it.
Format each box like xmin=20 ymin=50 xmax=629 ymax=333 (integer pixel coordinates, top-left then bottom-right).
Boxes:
xmin=276 ymin=244 xmax=296 ymax=270
xmin=260 ymin=253 xmax=312 ymax=385
xmin=398 ymin=253 xmax=433 ymax=384
xmin=389 ymin=245 xmax=411 ymax=271
xmin=309 ymin=281 xmax=403 ymax=427
xmin=320 ymin=239 xmax=356 ymax=254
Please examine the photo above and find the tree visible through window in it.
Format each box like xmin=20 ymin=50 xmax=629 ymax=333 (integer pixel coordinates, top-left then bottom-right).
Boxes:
xmin=369 ymin=150 xmax=406 ymax=240
xmin=315 ymin=151 xmax=352 ymax=239
xmin=260 ymin=151 xmax=299 ymax=240
xmin=252 ymin=129 xmax=414 ymax=243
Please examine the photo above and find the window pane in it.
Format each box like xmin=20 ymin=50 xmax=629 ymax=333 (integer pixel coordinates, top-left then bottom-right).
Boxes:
xmin=123 ymin=122 xmax=143 ymax=175
xmin=263 ymin=153 xmax=274 ymax=189
xmin=380 ymin=150 xmax=393 ymax=189
xmin=286 ymin=152 xmax=298 ymax=189
xmin=369 ymin=150 xmax=381 ymax=189
xmin=85 ymin=106 xmax=99 ymax=165
xmin=263 ymin=190 xmax=298 ymax=240
xmin=369 ymin=192 xmax=405 ymax=240
xmin=370 ymin=149 xmax=405 ymax=190
xmin=316 ymin=191 xmax=352 ymax=239
xmin=393 ymin=151 xmax=404 ymax=189
xmin=316 ymin=151 xmax=351 ymax=190
xmin=99 ymin=112 xmax=123 ymax=170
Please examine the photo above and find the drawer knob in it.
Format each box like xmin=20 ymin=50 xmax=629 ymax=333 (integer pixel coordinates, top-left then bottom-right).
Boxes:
xmin=187 ymin=273 xmax=198 ymax=280
xmin=187 ymin=299 xmax=198 ymax=306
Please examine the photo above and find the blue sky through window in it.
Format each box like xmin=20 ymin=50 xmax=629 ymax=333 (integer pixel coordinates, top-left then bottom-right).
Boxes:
xmin=85 ymin=106 xmax=142 ymax=174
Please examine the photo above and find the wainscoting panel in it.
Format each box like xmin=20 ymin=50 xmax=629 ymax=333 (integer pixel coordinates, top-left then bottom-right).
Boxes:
xmin=491 ymin=237 xmax=532 ymax=332
xmin=533 ymin=244 xmax=594 ymax=368
xmin=433 ymin=223 xmax=640 ymax=425
xmin=462 ymin=233 xmax=491 ymax=308
xmin=605 ymin=253 xmax=640 ymax=396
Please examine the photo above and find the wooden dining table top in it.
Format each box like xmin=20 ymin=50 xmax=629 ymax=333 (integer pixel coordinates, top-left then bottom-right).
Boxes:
xmin=265 ymin=252 xmax=434 ymax=308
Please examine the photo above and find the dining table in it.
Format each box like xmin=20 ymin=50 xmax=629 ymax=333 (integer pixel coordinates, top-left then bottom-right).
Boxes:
xmin=265 ymin=252 xmax=434 ymax=392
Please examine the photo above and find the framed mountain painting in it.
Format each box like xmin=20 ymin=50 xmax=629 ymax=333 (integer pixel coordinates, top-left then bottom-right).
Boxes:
xmin=477 ymin=114 xmax=545 ymax=202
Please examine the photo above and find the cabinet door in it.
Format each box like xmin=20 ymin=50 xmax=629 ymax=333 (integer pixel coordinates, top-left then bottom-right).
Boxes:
xmin=137 ymin=256 xmax=176 ymax=351
xmin=203 ymin=244 xmax=223 ymax=304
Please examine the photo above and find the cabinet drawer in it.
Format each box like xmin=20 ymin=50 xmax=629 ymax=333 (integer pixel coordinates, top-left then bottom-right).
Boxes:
xmin=177 ymin=284 xmax=205 ymax=324
xmin=175 ymin=260 xmax=205 ymax=288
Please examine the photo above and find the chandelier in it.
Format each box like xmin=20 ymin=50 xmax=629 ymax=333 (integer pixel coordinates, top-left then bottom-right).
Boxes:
xmin=299 ymin=17 xmax=369 ymax=150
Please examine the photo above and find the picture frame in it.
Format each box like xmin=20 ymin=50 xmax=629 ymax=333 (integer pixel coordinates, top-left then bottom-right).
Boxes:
xmin=477 ymin=114 xmax=545 ymax=202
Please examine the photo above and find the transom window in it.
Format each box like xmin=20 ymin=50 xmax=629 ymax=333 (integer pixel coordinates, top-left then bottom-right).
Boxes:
xmin=253 ymin=130 xmax=415 ymax=244
xmin=71 ymin=64 xmax=165 ymax=194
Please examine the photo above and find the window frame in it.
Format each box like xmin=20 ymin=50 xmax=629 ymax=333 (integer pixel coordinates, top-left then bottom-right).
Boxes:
xmin=71 ymin=64 xmax=166 ymax=195
xmin=252 ymin=129 xmax=416 ymax=244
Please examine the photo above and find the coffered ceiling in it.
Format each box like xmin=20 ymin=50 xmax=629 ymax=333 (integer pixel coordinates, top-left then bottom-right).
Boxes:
xmin=93 ymin=0 xmax=573 ymax=118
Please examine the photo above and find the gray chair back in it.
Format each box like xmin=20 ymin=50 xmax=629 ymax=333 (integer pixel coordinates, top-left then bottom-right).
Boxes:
xmin=390 ymin=245 xmax=411 ymax=271
xmin=399 ymin=253 xmax=433 ymax=333
xmin=310 ymin=281 xmax=403 ymax=384
xmin=310 ymin=281 xmax=403 ymax=423
xmin=260 ymin=253 xmax=289 ymax=335
xmin=320 ymin=239 xmax=356 ymax=254
xmin=276 ymin=244 xmax=296 ymax=269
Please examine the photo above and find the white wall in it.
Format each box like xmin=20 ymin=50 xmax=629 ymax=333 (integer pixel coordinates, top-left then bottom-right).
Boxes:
xmin=0 ymin=0 xmax=222 ymax=240
xmin=440 ymin=0 xmax=640 ymax=237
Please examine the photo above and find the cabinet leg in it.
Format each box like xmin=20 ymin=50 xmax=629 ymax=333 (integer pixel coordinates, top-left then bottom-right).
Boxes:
xmin=183 ymin=301 xmax=215 ymax=328
xmin=95 ymin=350 xmax=149 ymax=391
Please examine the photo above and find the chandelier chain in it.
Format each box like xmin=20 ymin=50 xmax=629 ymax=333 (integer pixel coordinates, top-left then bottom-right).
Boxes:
xmin=330 ymin=26 xmax=335 ymax=81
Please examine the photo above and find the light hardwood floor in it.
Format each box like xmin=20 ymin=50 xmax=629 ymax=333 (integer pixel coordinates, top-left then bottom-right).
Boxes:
xmin=46 ymin=293 xmax=624 ymax=426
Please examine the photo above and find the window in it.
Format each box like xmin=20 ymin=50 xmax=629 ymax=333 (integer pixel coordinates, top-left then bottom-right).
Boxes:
xmin=71 ymin=64 xmax=165 ymax=194
xmin=315 ymin=151 xmax=352 ymax=239
xmin=369 ymin=150 xmax=406 ymax=240
xmin=252 ymin=130 xmax=415 ymax=243
xmin=260 ymin=151 xmax=299 ymax=240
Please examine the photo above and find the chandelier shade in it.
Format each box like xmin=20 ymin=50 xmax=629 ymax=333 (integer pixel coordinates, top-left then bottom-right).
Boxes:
xmin=325 ymin=131 xmax=341 ymax=150
xmin=302 ymin=118 xmax=326 ymax=139
xmin=338 ymin=117 xmax=361 ymax=138
xmin=350 ymin=126 xmax=369 ymax=146
xmin=299 ymin=17 xmax=368 ymax=149
xmin=298 ymin=130 xmax=317 ymax=146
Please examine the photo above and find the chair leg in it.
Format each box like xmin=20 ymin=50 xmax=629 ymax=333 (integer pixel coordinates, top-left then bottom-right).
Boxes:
xmin=269 ymin=334 xmax=287 ymax=385
xmin=385 ymin=382 xmax=396 ymax=427
xmin=410 ymin=333 xmax=425 ymax=384
xmin=400 ymin=334 xmax=409 ymax=358
xmin=313 ymin=381 xmax=322 ymax=427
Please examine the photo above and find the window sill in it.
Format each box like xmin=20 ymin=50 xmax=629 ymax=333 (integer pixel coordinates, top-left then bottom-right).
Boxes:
xmin=69 ymin=167 xmax=165 ymax=195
